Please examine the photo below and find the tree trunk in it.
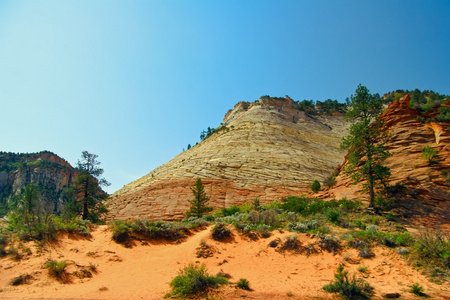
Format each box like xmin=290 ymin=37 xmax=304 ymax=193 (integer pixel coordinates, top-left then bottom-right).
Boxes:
xmin=368 ymin=164 xmax=375 ymax=208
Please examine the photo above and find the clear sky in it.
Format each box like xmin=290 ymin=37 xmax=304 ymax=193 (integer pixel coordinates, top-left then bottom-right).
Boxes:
xmin=0 ymin=0 xmax=449 ymax=193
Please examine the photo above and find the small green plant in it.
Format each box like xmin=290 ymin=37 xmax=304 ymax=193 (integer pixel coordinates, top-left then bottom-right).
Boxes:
xmin=164 ymin=263 xmax=228 ymax=298
xmin=311 ymin=180 xmax=321 ymax=193
xmin=237 ymin=278 xmax=250 ymax=290
xmin=421 ymin=145 xmax=438 ymax=166
xmin=44 ymin=259 xmax=70 ymax=282
xmin=323 ymin=264 xmax=373 ymax=299
xmin=357 ymin=266 xmax=368 ymax=273
xmin=409 ymin=283 xmax=425 ymax=296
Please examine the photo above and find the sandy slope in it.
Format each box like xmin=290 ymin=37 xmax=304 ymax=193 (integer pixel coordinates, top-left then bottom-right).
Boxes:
xmin=0 ymin=225 xmax=449 ymax=299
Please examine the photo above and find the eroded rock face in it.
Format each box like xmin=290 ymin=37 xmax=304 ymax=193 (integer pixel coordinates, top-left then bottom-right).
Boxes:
xmin=0 ymin=151 xmax=78 ymax=214
xmin=327 ymin=95 xmax=450 ymax=228
xmin=108 ymin=97 xmax=348 ymax=220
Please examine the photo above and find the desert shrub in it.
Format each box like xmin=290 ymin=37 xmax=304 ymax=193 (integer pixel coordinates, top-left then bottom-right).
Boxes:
xmin=111 ymin=221 xmax=131 ymax=243
xmin=284 ymin=211 xmax=298 ymax=222
xmin=326 ymin=209 xmax=340 ymax=223
xmin=57 ymin=218 xmax=92 ymax=237
xmin=409 ymin=283 xmax=425 ymax=296
xmin=237 ymin=278 xmax=250 ymax=290
xmin=269 ymin=238 xmax=280 ymax=248
xmin=44 ymin=259 xmax=69 ymax=282
xmin=374 ymin=193 xmax=393 ymax=211
xmin=338 ymin=198 xmax=362 ymax=212
xmin=262 ymin=200 xmax=281 ymax=211
xmin=385 ymin=213 xmax=395 ymax=221
xmin=357 ymin=266 xmax=368 ymax=273
xmin=396 ymin=248 xmax=408 ymax=255
xmin=182 ymin=217 xmax=210 ymax=229
xmin=319 ymin=235 xmax=342 ymax=255
xmin=278 ymin=234 xmax=302 ymax=253
xmin=311 ymin=180 xmax=321 ymax=193
xmin=323 ymin=264 xmax=373 ymax=299
xmin=410 ymin=229 xmax=450 ymax=281
xmin=259 ymin=209 xmax=279 ymax=227
xmin=349 ymin=229 xmax=414 ymax=248
xmin=10 ymin=274 xmax=33 ymax=286
xmin=421 ymin=145 xmax=438 ymax=166
xmin=347 ymin=239 xmax=370 ymax=250
xmin=8 ymin=246 xmax=23 ymax=261
xmin=112 ymin=220 xmax=190 ymax=244
xmin=165 ymin=264 xmax=228 ymax=298
xmin=254 ymin=224 xmax=272 ymax=238
xmin=288 ymin=219 xmax=318 ymax=233
xmin=221 ymin=205 xmax=240 ymax=216
xmin=358 ymin=247 xmax=375 ymax=259
xmin=437 ymin=106 xmax=450 ymax=122
xmin=211 ymin=223 xmax=231 ymax=241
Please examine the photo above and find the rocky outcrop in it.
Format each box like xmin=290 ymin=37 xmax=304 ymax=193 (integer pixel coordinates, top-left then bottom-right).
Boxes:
xmin=326 ymin=95 xmax=450 ymax=228
xmin=0 ymin=151 xmax=78 ymax=214
xmin=108 ymin=97 xmax=348 ymax=220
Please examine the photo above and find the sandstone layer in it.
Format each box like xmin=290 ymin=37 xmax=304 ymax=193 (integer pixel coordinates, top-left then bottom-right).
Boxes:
xmin=327 ymin=95 xmax=450 ymax=228
xmin=0 ymin=151 xmax=77 ymax=214
xmin=108 ymin=97 xmax=348 ymax=220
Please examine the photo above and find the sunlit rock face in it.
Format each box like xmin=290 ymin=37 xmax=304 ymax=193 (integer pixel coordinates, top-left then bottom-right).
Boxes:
xmin=108 ymin=96 xmax=348 ymax=221
xmin=326 ymin=95 xmax=450 ymax=228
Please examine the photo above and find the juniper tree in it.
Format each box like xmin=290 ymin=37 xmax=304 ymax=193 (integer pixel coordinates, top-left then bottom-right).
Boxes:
xmin=67 ymin=151 xmax=110 ymax=222
xmin=341 ymin=84 xmax=390 ymax=209
xmin=186 ymin=178 xmax=212 ymax=218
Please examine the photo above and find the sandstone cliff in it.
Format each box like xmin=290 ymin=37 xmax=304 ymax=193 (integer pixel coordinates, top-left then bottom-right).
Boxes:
xmin=326 ymin=95 xmax=450 ymax=227
xmin=108 ymin=96 xmax=348 ymax=220
xmin=0 ymin=151 xmax=78 ymax=215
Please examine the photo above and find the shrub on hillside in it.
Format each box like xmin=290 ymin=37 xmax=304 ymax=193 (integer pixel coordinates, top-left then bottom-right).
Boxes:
xmin=211 ymin=223 xmax=231 ymax=241
xmin=164 ymin=264 xmax=228 ymax=299
xmin=44 ymin=259 xmax=70 ymax=283
xmin=323 ymin=264 xmax=373 ymax=299
xmin=311 ymin=180 xmax=321 ymax=193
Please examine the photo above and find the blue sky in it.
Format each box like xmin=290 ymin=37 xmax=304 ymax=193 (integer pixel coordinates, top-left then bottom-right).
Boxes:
xmin=0 ymin=0 xmax=449 ymax=193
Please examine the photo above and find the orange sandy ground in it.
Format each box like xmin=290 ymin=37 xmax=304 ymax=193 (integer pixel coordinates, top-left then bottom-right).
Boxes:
xmin=0 ymin=225 xmax=449 ymax=300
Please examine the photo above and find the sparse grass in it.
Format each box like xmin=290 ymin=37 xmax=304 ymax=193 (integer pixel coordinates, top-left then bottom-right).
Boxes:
xmin=323 ymin=264 xmax=373 ymax=299
xmin=164 ymin=263 xmax=228 ymax=299
xmin=409 ymin=283 xmax=425 ymax=296
xmin=44 ymin=259 xmax=70 ymax=283
xmin=237 ymin=278 xmax=250 ymax=290
xmin=409 ymin=229 xmax=450 ymax=282
xmin=357 ymin=266 xmax=368 ymax=273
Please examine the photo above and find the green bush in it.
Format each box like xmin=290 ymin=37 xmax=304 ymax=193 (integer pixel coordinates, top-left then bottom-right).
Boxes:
xmin=409 ymin=283 xmax=425 ymax=296
xmin=165 ymin=264 xmax=228 ymax=298
xmin=311 ymin=180 xmax=321 ymax=193
xmin=237 ymin=278 xmax=250 ymax=290
xmin=421 ymin=145 xmax=438 ymax=166
xmin=410 ymin=230 xmax=450 ymax=281
xmin=221 ymin=205 xmax=240 ymax=216
xmin=211 ymin=223 xmax=231 ymax=241
xmin=326 ymin=209 xmax=340 ymax=223
xmin=44 ymin=259 xmax=69 ymax=282
xmin=323 ymin=264 xmax=373 ymax=299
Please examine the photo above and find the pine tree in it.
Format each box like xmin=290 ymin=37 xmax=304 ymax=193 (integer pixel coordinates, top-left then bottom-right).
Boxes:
xmin=67 ymin=151 xmax=110 ymax=222
xmin=186 ymin=178 xmax=212 ymax=218
xmin=341 ymin=84 xmax=390 ymax=209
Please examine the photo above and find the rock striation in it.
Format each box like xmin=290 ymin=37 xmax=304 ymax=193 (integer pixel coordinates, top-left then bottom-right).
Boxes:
xmin=0 ymin=151 xmax=78 ymax=215
xmin=327 ymin=95 xmax=450 ymax=228
xmin=108 ymin=96 xmax=348 ymax=220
